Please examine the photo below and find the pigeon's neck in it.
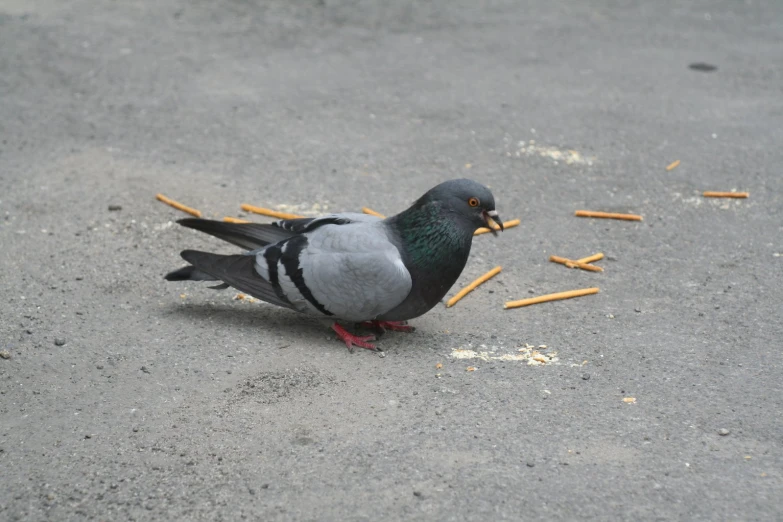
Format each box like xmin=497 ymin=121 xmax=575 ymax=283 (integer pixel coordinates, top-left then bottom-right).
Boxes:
xmin=389 ymin=199 xmax=473 ymax=271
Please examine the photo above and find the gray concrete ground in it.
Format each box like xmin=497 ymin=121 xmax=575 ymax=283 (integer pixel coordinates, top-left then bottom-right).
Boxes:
xmin=1 ymin=1 xmax=782 ymax=520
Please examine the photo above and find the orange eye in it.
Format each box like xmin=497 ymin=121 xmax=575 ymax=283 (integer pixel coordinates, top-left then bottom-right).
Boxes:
xmin=468 ymin=197 xmax=480 ymax=207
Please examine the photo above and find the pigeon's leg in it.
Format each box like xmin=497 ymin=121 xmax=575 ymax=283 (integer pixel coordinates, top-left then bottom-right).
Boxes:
xmin=360 ymin=320 xmax=416 ymax=333
xmin=331 ymin=323 xmax=377 ymax=352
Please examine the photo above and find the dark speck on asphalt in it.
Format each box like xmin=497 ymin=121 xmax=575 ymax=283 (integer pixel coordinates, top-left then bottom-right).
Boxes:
xmin=689 ymin=62 xmax=718 ymax=72
xmin=54 ymin=338 xmax=66 ymax=346
xmin=582 ymin=373 xmax=590 ymax=380
xmin=141 ymin=366 xmax=150 ymax=374
xmin=108 ymin=205 xmax=122 ymax=211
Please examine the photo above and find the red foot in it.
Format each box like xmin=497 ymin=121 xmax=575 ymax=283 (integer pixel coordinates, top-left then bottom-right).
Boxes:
xmin=360 ymin=320 xmax=416 ymax=333
xmin=331 ymin=323 xmax=377 ymax=352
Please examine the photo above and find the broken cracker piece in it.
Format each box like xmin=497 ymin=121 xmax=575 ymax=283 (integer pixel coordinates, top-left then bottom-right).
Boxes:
xmin=446 ymin=266 xmax=502 ymax=307
xmin=361 ymin=207 xmax=386 ymax=218
xmin=575 ymin=210 xmax=642 ymax=221
xmin=474 ymin=218 xmax=521 ymax=236
xmin=703 ymin=191 xmax=749 ymax=198
xmin=504 ymin=287 xmax=599 ymax=310
xmin=156 ymin=193 xmax=202 ymax=217
xmin=240 ymin=204 xmax=304 ymax=220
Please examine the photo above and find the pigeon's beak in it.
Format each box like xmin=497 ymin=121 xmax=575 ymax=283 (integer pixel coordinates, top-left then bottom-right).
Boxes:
xmin=483 ymin=210 xmax=503 ymax=236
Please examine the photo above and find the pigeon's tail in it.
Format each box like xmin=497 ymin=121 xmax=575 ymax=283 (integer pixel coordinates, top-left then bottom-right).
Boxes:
xmin=177 ymin=218 xmax=297 ymax=251
xmin=167 ymin=250 xmax=293 ymax=309
xmin=165 ymin=265 xmax=218 ymax=282
xmin=164 ymin=265 xmax=230 ymax=290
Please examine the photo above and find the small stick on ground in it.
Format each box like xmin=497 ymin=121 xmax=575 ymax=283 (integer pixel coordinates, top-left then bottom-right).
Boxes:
xmin=475 ymin=219 xmax=521 ymax=236
xmin=223 ymin=217 xmax=251 ymax=224
xmin=240 ymin=204 xmax=304 ymax=220
xmin=446 ymin=266 xmax=502 ymax=308
xmin=703 ymin=191 xmax=749 ymax=198
xmin=361 ymin=207 xmax=386 ymax=218
xmin=575 ymin=210 xmax=643 ymax=221
xmin=504 ymin=287 xmax=600 ymax=310
xmin=576 ymin=253 xmax=604 ymax=264
xmin=155 ymin=193 xmax=202 ymax=217
xmin=665 ymin=160 xmax=681 ymax=171
xmin=549 ymin=255 xmax=604 ymax=272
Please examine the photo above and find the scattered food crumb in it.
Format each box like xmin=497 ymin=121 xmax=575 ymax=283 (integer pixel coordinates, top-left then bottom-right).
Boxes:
xmin=665 ymin=159 xmax=681 ymax=171
xmin=435 ymin=363 xmax=443 ymax=369
xmin=623 ymin=397 xmax=637 ymax=404
xmin=453 ymin=345 xmax=559 ymax=366
xmin=744 ymin=455 xmax=752 ymax=460
xmin=233 ymin=293 xmax=259 ymax=303
xmin=0 ymin=351 xmax=10 ymax=360
xmin=514 ymin=141 xmax=595 ymax=166
xmin=466 ymin=366 xmax=477 ymax=372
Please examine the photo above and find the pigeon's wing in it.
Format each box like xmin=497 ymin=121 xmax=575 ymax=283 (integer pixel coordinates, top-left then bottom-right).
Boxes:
xmin=177 ymin=218 xmax=301 ymax=251
xmin=256 ymin=221 xmax=412 ymax=322
xmin=177 ymin=213 xmax=382 ymax=251
xmin=273 ymin=212 xmax=381 ymax=234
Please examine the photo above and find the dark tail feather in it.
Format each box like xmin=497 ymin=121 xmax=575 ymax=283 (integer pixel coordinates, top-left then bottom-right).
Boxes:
xmin=164 ymin=265 xmax=230 ymax=289
xmin=177 ymin=218 xmax=297 ymax=251
xmin=165 ymin=265 xmax=217 ymax=282
xmin=174 ymin=250 xmax=292 ymax=310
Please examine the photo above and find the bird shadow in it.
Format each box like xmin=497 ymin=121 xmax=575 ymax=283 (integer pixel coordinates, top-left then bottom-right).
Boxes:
xmin=160 ymin=302 xmax=407 ymax=353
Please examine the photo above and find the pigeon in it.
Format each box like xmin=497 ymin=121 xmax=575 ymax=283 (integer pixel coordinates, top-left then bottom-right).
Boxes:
xmin=165 ymin=178 xmax=503 ymax=351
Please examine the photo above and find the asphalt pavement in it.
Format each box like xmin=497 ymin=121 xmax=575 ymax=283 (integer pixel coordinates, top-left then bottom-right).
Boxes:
xmin=1 ymin=1 xmax=782 ymax=520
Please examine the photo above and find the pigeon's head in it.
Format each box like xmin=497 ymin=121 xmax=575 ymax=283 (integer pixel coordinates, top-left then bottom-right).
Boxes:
xmin=428 ymin=178 xmax=503 ymax=236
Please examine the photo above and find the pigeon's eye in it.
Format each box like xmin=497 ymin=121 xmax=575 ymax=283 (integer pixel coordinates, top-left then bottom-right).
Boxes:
xmin=468 ymin=197 xmax=480 ymax=207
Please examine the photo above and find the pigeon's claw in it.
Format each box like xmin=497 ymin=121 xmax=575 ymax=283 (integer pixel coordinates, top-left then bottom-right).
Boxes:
xmin=331 ymin=323 xmax=378 ymax=352
xmin=361 ymin=320 xmax=415 ymax=333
